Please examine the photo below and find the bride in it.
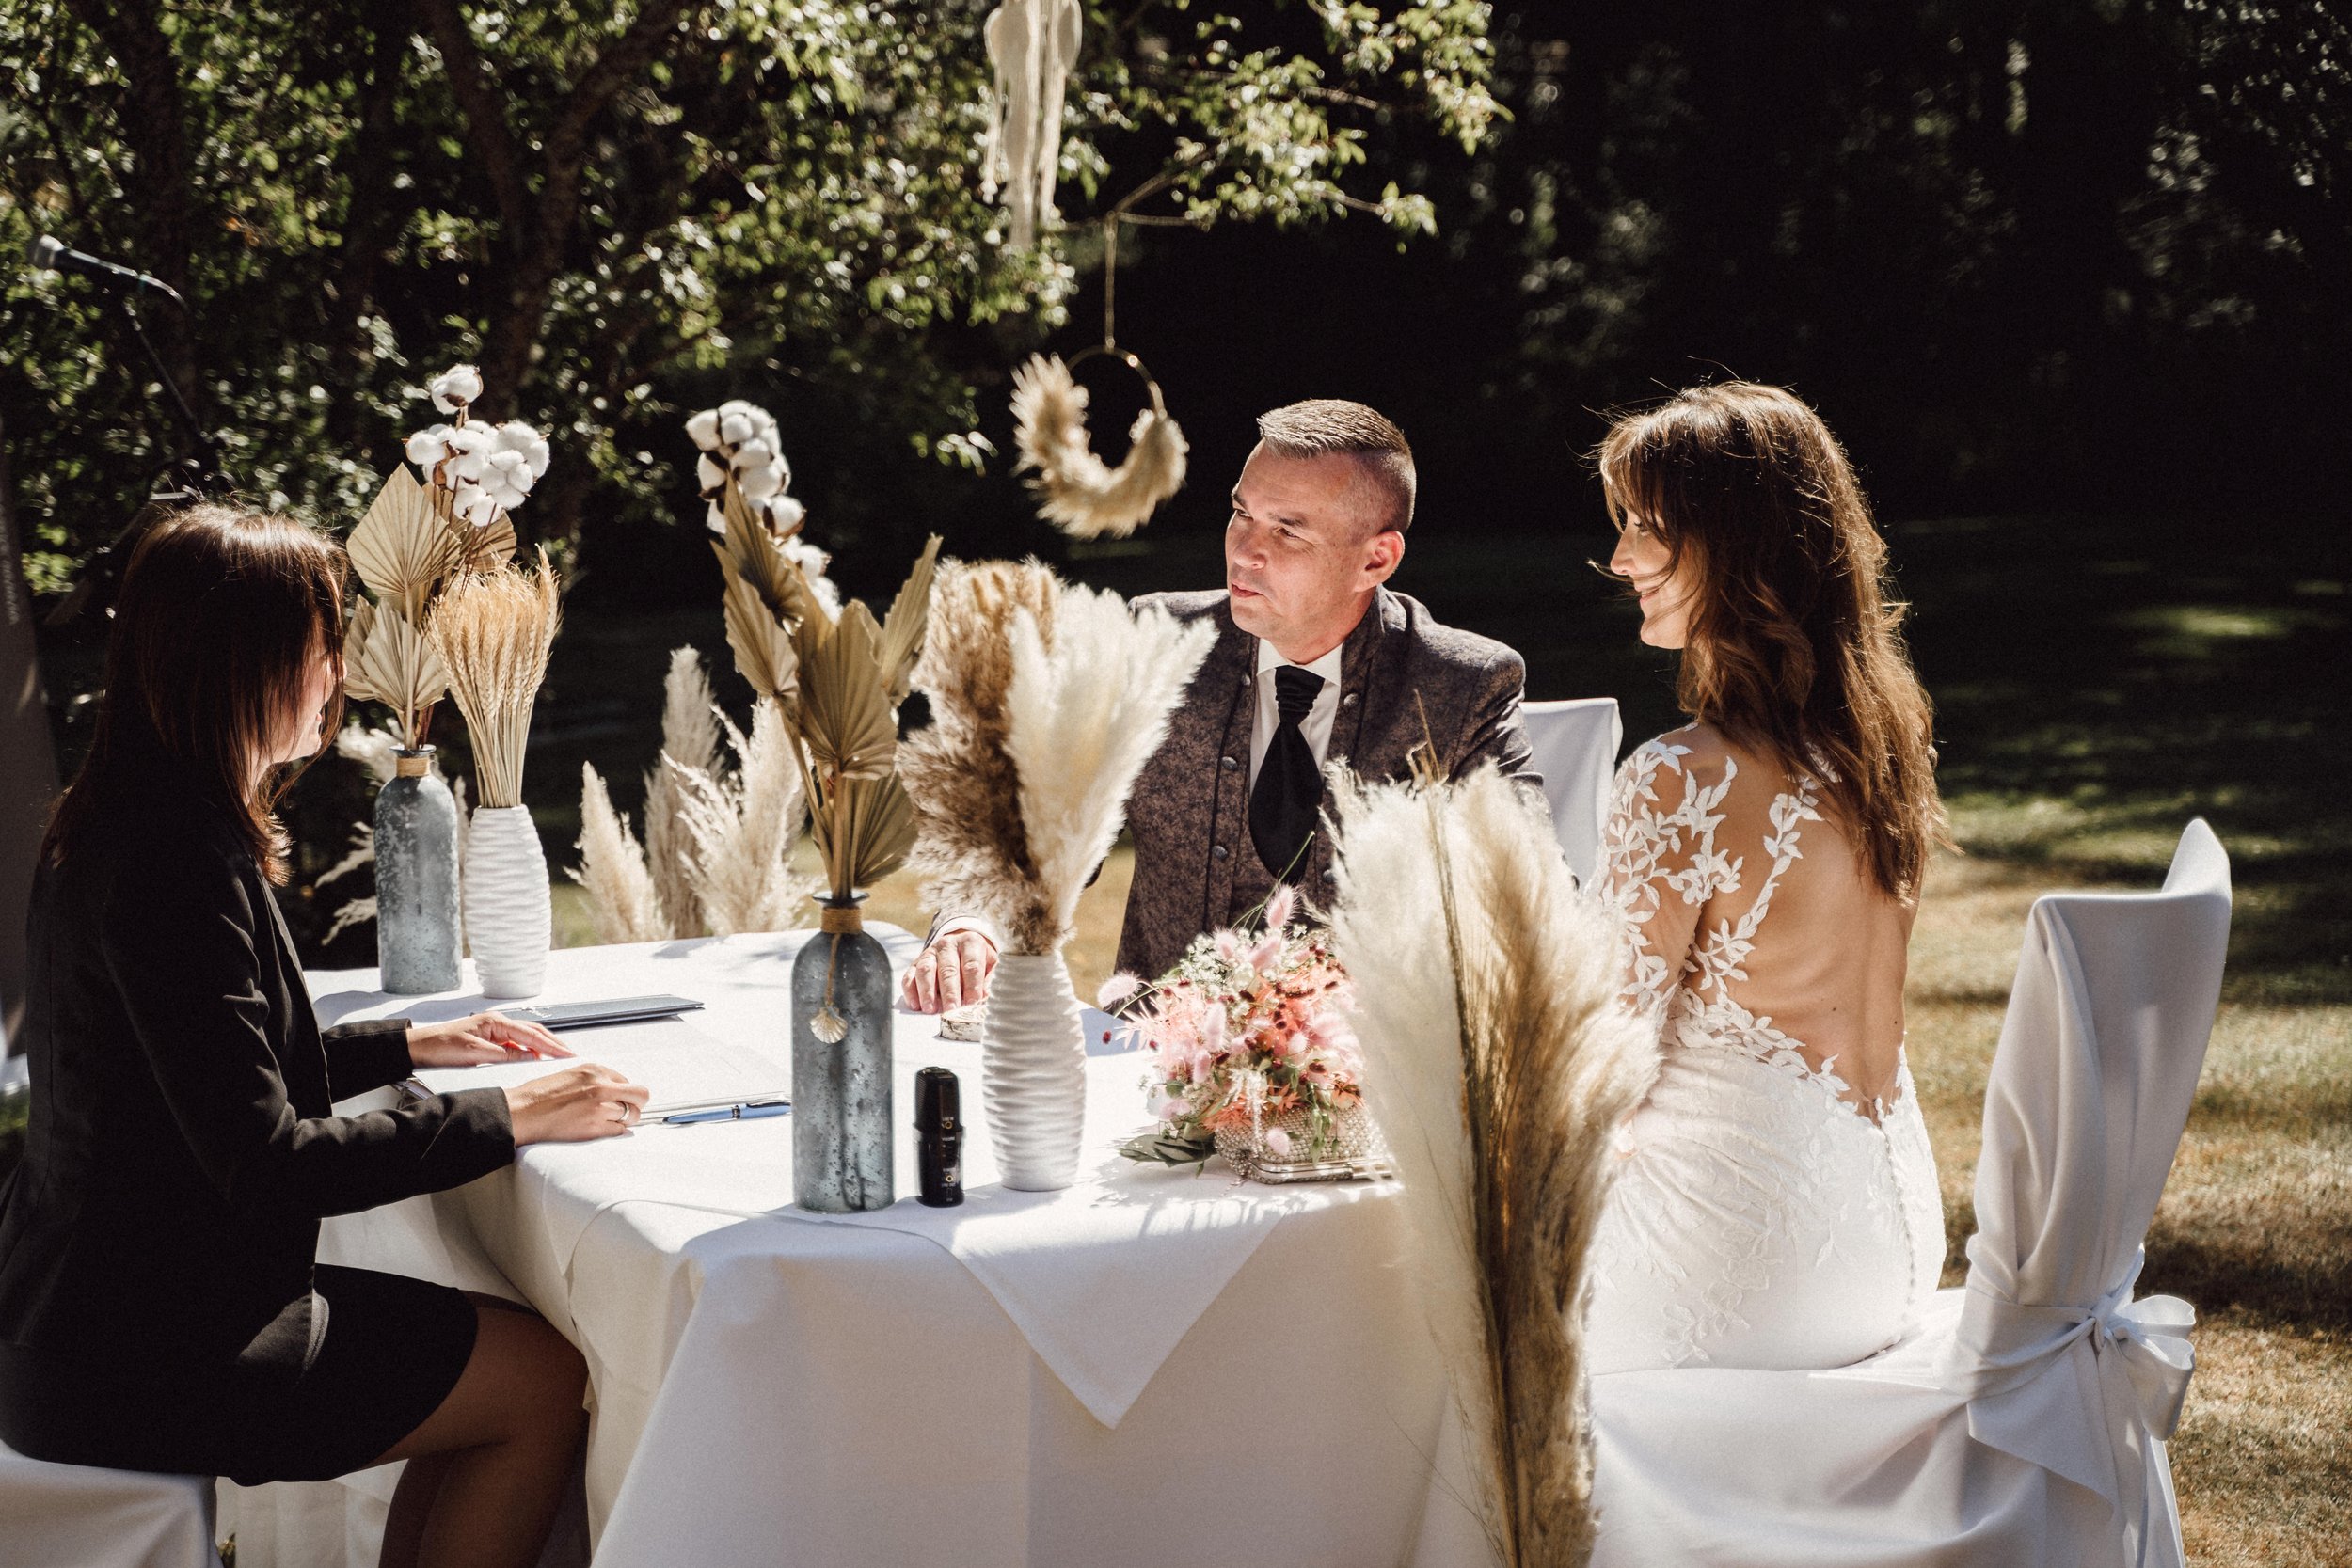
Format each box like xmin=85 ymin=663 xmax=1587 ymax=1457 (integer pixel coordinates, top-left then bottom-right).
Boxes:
xmin=1584 ymin=381 xmax=1951 ymax=1374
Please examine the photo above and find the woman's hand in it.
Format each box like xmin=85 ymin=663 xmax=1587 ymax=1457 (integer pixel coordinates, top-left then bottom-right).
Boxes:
xmin=504 ymin=1065 xmax=650 ymax=1145
xmin=406 ymin=1011 xmax=573 ymax=1069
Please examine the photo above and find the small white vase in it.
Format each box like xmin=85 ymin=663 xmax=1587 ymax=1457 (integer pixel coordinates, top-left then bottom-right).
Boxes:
xmin=982 ymin=951 xmax=1088 ymax=1191
xmin=463 ymin=803 xmax=551 ymax=999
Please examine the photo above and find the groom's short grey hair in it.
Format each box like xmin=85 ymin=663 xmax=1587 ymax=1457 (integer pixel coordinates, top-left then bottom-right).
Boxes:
xmin=1255 ymin=399 xmax=1417 ymax=535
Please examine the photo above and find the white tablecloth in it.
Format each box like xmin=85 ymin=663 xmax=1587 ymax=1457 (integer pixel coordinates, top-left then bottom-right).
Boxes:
xmin=223 ymin=931 xmax=1447 ymax=1567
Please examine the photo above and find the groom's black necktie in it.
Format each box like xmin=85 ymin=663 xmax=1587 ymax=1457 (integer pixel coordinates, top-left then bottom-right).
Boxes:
xmin=1249 ymin=664 xmax=1327 ymax=879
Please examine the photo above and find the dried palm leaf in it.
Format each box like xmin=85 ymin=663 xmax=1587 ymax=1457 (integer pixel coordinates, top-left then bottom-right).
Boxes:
xmin=343 ymin=597 xmax=450 ymax=751
xmin=720 ymin=563 xmax=800 ymax=704
xmin=1327 ymin=767 xmax=1654 ymax=1568
xmin=712 ymin=480 xmax=818 ymax=633
xmin=444 ymin=495 xmax=517 ymax=577
xmin=875 ymin=534 xmax=944 ymax=706
xmin=807 ymin=772 xmax=917 ymax=892
xmin=348 ymin=467 xmax=457 ymax=622
xmin=794 ymin=600 xmax=898 ymax=782
xmin=428 ymin=553 xmax=562 ymax=809
xmin=1009 ymin=354 xmax=1188 ymax=538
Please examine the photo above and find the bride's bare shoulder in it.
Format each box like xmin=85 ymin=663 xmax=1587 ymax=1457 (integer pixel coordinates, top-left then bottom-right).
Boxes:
xmin=1642 ymin=721 xmax=1736 ymax=782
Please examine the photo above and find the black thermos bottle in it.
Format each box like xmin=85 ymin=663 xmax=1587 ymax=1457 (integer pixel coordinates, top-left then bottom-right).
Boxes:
xmin=915 ymin=1066 xmax=964 ymax=1207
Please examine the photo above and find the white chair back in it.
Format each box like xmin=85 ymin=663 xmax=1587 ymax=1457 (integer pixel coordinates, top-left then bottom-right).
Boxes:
xmin=1521 ymin=697 xmax=1621 ymax=886
xmin=1949 ymin=818 xmax=2232 ymax=1568
xmin=0 ymin=1434 xmax=217 ymax=1568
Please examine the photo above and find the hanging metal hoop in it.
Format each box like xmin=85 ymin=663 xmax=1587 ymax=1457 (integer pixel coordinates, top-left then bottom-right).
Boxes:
xmin=1007 ymin=214 xmax=1187 ymax=537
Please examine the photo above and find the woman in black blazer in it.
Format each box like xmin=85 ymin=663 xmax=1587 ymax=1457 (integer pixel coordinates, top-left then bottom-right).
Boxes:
xmin=0 ymin=506 xmax=648 ymax=1568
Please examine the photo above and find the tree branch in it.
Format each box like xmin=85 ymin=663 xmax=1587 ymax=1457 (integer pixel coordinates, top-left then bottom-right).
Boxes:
xmin=413 ymin=0 xmax=534 ymax=236
xmin=60 ymin=0 xmax=198 ymax=428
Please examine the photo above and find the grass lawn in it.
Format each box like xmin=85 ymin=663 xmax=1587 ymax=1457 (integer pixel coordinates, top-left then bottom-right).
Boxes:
xmin=529 ymin=504 xmax=2345 ymax=1560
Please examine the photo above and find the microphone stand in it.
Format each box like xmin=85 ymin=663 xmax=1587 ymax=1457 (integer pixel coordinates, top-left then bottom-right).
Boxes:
xmin=42 ymin=278 xmax=228 ymax=630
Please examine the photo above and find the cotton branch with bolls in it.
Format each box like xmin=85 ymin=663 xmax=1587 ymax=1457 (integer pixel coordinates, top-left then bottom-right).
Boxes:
xmin=405 ymin=364 xmax=551 ymax=539
xmin=699 ymin=404 xmax=943 ymax=1035
xmin=688 ymin=399 xmax=839 ymax=619
xmin=342 ymin=362 xmax=543 ymax=752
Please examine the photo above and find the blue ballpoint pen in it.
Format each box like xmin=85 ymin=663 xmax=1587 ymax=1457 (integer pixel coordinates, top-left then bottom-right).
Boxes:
xmin=654 ymin=1100 xmax=792 ymax=1125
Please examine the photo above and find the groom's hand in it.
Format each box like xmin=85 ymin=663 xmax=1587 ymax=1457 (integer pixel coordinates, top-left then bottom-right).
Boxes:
xmin=902 ymin=929 xmax=998 ymax=1012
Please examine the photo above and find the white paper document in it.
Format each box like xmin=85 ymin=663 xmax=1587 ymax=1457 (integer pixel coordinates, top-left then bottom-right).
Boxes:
xmin=408 ymin=1017 xmax=787 ymax=1115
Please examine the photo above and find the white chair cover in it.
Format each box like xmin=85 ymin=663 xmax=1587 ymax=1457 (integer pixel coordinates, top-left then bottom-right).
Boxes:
xmin=0 ymin=1436 xmax=217 ymax=1568
xmin=1521 ymin=697 xmax=1622 ymax=886
xmin=1585 ymin=819 xmax=2232 ymax=1568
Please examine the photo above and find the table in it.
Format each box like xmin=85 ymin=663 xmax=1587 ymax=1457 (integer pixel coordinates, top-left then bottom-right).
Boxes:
xmin=221 ymin=930 xmax=1451 ymax=1567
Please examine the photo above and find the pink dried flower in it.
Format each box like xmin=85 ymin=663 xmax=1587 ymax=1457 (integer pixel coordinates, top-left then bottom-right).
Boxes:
xmin=1263 ymin=1127 xmax=1294 ymax=1159
xmin=1264 ymin=884 xmax=1296 ymax=931
xmin=1097 ymin=972 xmax=1144 ymax=1008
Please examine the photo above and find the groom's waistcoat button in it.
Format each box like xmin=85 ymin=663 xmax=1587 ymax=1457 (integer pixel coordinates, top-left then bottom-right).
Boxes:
xmin=1212 ymin=844 xmax=1230 ymax=861
xmin=1323 ymin=868 xmax=1338 ymax=883
xmin=1220 ymin=755 xmax=1239 ymax=770
xmin=1341 ymin=691 xmax=1359 ymax=707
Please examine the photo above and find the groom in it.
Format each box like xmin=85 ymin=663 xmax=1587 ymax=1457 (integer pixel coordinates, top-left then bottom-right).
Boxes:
xmin=900 ymin=398 xmax=1540 ymax=1008
xmin=1115 ymin=399 xmax=1539 ymax=982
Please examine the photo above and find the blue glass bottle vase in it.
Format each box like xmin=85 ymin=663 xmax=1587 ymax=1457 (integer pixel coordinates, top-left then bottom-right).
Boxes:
xmin=791 ymin=899 xmax=895 ymax=1212
xmin=375 ymin=748 xmax=462 ymax=994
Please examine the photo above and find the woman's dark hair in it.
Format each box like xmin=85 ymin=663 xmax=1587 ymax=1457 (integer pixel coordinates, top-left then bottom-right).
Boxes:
xmin=43 ymin=504 xmax=347 ymax=884
xmin=1597 ymin=381 xmax=1951 ymax=903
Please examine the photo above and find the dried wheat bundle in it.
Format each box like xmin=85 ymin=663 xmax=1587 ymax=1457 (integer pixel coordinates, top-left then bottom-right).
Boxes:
xmin=1327 ymin=765 xmax=1655 ymax=1568
xmin=1009 ymin=354 xmax=1188 ymax=538
xmin=645 ymin=646 xmax=719 ymax=938
xmin=570 ymin=763 xmax=667 ymax=944
xmin=902 ymin=563 xmax=1214 ymax=953
xmin=666 ymin=701 xmax=815 ymax=935
xmin=428 ymin=553 xmax=562 ymax=809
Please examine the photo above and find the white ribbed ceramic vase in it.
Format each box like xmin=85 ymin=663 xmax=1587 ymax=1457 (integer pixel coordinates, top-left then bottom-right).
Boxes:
xmin=462 ymin=804 xmax=551 ymax=999
xmin=982 ymin=951 xmax=1088 ymax=1191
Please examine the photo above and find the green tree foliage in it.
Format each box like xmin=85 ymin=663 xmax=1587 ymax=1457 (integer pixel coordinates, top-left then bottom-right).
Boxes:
xmin=1443 ymin=0 xmax=2352 ymax=506
xmin=0 ymin=0 xmax=1499 ymax=591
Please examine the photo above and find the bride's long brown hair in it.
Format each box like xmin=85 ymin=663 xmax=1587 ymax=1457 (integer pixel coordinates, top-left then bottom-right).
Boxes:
xmin=1597 ymin=381 xmax=1950 ymax=903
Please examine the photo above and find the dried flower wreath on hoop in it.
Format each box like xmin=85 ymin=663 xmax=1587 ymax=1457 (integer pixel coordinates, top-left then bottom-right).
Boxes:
xmin=1009 ymin=350 xmax=1189 ymax=539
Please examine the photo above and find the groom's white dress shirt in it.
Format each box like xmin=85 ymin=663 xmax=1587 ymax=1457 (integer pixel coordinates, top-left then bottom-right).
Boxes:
xmin=1247 ymin=639 xmax=1345 ymax=784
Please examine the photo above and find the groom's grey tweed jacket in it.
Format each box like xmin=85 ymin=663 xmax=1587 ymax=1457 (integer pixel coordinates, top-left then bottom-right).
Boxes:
xmin=1114 ymin=586 xmax=1540 ymax=982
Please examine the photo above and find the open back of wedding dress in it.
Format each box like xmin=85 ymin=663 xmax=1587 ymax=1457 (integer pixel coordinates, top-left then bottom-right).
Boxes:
xmin=1586 ymin=729 xmax=1946 ymax=1374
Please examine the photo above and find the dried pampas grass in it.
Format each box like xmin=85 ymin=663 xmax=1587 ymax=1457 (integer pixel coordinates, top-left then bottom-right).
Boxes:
xmin=428 ymin=552 xmax=561 ymax=809
xmin=1009 ymin=354 xmax=1188 ymax=538
xmin=645 ymin=646 xmax=719 ymax=937
xmin=570 ymin=763 xmax=667 ymax=944
xmin=1327 ymin=765 xmax=1655 ymax=1568
xmin=902 ymin=562 xmax=1213 ymax=953
xmin=667 ymin=700 xmax=815 ymax=936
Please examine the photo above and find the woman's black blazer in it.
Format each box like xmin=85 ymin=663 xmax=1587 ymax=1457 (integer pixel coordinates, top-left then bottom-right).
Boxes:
xmin=0 ymin=759 xmax=513 ymax=1380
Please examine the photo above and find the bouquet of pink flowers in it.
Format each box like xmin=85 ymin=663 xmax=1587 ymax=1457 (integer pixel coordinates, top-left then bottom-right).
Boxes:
xmin=1108 ymin=887 xmax=1365 ymax=1167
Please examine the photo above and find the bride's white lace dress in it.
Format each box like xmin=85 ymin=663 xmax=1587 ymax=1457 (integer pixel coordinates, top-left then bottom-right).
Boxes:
xmin=1586 ymin=730 xmax=1946 ymax=1374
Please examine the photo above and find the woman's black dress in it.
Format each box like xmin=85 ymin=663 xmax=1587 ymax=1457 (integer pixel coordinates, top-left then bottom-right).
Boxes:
xmin=0 ymin=744 xmax=516 ymax=1482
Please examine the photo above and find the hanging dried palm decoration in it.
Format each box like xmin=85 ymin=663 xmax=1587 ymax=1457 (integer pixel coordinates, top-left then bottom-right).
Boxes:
xmin=981 ymin=0 xmax=1083 ymax=250
xmin=1009 ymin=218 xmax=1190 ymax=538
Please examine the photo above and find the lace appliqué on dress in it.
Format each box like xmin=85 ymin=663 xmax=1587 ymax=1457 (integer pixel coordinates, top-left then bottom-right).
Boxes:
xmin=1588 ymin=738 xmax=1945 ymax=1372
xmin=1602 ymin=741 xmax=1902 ymax=1121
